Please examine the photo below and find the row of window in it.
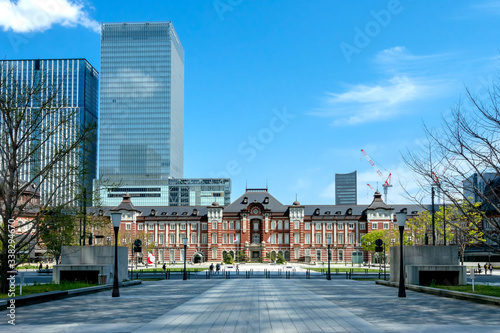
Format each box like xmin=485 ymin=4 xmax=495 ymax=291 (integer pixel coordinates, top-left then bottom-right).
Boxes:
xmin=125 ymin=221 xmax=391 ymax=231
xmin=149 ymin=248 xmax=354 ymax=262
xmin=126 ymin=223 xmax=204 ymax=231
xmin=129 ymin=230 xmax=361 ymax=246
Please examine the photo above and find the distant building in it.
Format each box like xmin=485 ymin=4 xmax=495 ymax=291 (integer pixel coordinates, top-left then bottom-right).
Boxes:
xmin=103 ymin=189 xmax=425 ymax=264
xmin=0 ymin=59 xmax=98 ymax=205
xmin=463 ymin=172 xmax=498 ymax=203
xmin=335 ymin=171 xmax=357 ymax=205
xmin=96 ymin=178 xmax=231 ymax=207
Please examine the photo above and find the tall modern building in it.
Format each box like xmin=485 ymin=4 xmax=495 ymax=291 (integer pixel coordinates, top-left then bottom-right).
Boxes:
xmin=335 ymin=171 xmax=357 ymax=205
xmin=96 ymin=22 xmax=231 ymax=206
xmin=99 ymin=22 xmax=184 ymax=181
xmin=0 ymin=59 xmax=98 ymax=205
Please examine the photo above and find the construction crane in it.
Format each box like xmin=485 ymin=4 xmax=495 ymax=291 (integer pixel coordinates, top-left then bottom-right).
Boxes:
xmin=361 ymin=149 xmax=392 ymax=203
xmin=432 ymin=155 xmax=457 ymax=186
xmin=367 ymin=183 xmax=374 ymax=199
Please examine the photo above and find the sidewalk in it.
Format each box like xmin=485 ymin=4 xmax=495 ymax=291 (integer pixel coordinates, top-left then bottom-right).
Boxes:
xmin=4 ymin=278 xmax=500 ymax=332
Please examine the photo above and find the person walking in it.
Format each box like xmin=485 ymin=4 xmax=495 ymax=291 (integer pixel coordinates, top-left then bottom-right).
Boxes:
xmin=216 ymin=263 xmax=220 ymax=274
xmin=162 ymin=263 xmax=166 ymax=272
xmin=210 ymin=263 xmax=214 ymax=274
xmin=478 ymin=263 xmax=482 ymax=274
xmin=484 ymin=263 xmax=488 ymax=275
xmin=489 ymin=263 xmax=493 ymax=275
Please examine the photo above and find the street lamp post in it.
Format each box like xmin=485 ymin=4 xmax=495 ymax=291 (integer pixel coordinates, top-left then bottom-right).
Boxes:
xmin=110 ymin=212 xmax=122 ymax=298
xmin=182 ymin=237 xmax=188 ymax=280
xmin=396 ymin=211 xmax=407 ymax=298
xmin=327 ymin=238 xmax=332 ymax=280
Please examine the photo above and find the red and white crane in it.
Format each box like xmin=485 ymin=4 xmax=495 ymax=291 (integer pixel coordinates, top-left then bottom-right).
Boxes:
xmin=361 ymin=149 xmax=392 ymax=203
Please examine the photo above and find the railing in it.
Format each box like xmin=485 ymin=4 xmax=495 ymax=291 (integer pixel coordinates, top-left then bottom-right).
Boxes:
xmin=127 ymin=267 xmax=387 ymax=280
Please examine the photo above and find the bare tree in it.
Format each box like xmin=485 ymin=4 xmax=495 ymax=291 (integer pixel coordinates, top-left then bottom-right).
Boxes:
xmin=403 ymin=76 xmax=500 ymax=253
xmin=0 ymin=63 xmax=96 ymax=293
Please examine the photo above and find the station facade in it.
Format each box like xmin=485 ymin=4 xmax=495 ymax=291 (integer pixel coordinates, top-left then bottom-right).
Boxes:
xmin=107 ymin=189 xmax=423 ymax=264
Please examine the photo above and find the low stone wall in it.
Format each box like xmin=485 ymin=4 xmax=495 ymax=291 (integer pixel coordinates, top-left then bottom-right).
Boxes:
xmin=407 ymin=265 xmax=467 ymax=286
xmin=376 ymin=280 xmax=500 ymax=307
xmin=390 ymin=245 xmax=459 ymax=283
xmin=54 ymin=246 xmax=128 ymax=283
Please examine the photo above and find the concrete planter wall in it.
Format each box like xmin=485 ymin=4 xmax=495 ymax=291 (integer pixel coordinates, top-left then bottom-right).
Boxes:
xmin=53 ymin=246 xmax=128 ymax=284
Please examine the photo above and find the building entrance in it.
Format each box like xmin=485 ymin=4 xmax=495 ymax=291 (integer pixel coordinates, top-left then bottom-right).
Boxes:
xmin=193 ymin=253 xmax=203 ymax=263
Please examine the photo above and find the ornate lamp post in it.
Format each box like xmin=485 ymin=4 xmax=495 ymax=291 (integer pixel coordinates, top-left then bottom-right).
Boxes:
xmin=110 ymin=212 xmax=122 ymax=298
xmin=396 ymin=211 xmax=407 ymax=298
xmin=182 ymin=237 xmax=188 ymax=280
xmin=327 ymin=237 xmax=332 ymax=280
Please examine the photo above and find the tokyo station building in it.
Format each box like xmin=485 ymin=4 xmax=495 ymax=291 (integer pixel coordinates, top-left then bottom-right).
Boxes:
xmin=106 ymin=188 xmax=424 ymax=264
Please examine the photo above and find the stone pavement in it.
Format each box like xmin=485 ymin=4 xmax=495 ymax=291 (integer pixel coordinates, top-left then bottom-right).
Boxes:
xmin=3 ymin=278 xmax=500 ymax=332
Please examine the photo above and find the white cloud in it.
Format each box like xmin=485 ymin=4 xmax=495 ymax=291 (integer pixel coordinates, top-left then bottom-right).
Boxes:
xmin=310 ymin=76 xmax=441 ymax=126
xmin=0 ymin=0 xmax=99 ymax=33
xmin=375 ymin=46 xmax=447 ymax=64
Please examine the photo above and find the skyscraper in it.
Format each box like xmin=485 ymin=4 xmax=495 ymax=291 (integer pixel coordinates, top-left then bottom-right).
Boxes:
xmin=0 ymin=59 xmax=98 ymax=205
xmin=99 ymin=22 xmax=184 ymax=181
xmin=335 ymin=171 xmax=357 ymax=205
xmin=96 ymin=22 xmax=230 ymax=207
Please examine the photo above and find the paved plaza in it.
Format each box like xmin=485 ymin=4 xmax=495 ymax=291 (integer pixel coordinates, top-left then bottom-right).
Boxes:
xmin=3 ymin=277 xmax=500 ymax=332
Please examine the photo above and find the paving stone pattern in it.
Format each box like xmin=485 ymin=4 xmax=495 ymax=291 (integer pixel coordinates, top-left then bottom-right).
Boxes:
xmin=3 ymin=279 xmax=500 ymax=332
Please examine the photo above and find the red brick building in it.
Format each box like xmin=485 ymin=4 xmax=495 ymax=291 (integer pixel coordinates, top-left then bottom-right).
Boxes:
xmin=106 ymin=189 xmax=423 ymax=264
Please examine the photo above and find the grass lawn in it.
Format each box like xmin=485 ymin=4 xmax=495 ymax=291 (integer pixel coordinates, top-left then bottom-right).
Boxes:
xmin=432 ymin=284 xmax=500 ymax=298
xmin=307 ymin=267 xmax=381 ymax=273
xmin=16 ymin=265 xmax=43 ymax=270
xmin=0 ymin=281 xmax=97 ymax=299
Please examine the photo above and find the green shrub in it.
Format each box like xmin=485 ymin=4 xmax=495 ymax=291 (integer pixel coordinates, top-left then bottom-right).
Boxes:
xmin=223 ymin=252 xmax=234 ymax=264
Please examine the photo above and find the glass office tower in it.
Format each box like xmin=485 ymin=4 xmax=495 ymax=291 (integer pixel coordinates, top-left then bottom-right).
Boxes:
xmin=335 ymin=171 xmax=357 ymax=205
xmin=0 ymin=59 xmax=98 ymax=205
xmin=99 ymin=22 xmax=184 ymax=181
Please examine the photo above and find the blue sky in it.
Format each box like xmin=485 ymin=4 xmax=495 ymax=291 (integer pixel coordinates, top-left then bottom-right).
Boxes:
xmin=1 ymin=0 xmax=499 ymax=205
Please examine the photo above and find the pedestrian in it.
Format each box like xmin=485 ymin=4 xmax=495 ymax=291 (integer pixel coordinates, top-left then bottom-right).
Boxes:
xmin=478 ymin=263 xmax=481 ymax=274
xmin=489 ymin=263 xmax=493 ymax=275
xmin=39 ymin=263 xmax=42 ymax=271
xmin=484 ymin=263 xmax=488 ymax=275
xmin=210 ymin=263 xmax=214 ymax=274
xmin=162 ymin=263 xmax=166 ymax=272
xmin=216 ymin=263 xmax=220 ymax=274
